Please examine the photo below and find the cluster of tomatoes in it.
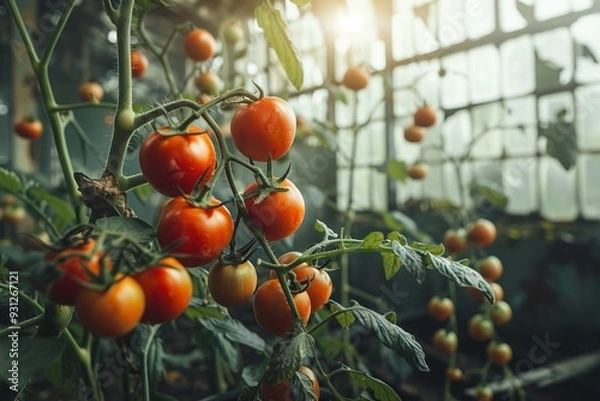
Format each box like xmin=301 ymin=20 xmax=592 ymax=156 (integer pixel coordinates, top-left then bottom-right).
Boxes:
xmin=428 ymin=218 xmax=515 ymax=400
xmin=403 ymin=105 xmax=437 ymax=181
xmin=43 ymin=238 xmax=192 ymax=338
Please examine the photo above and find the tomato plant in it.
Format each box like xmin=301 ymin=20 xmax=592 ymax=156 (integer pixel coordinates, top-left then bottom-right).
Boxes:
xmin=133 ymin=257 xmax=192 ymax=324
xmin=244 ymin=179 xmax=305 ymax=241
xmin=139 ymin=126 xmax=216 ymax=197
xmin=75 ymin=275 xmax=145 ymax=338
xmin=230 ymin=96 xmax=297 ymax=162
xmin=253 ymin=279 xmax=311 ymax=336
xmin=13 ymin=118 xmax=43 ymax=140
xmin=157 ymin=197 xmax=233 ymax=267
xmin=208 ymin=260 xmax=258 ymax=307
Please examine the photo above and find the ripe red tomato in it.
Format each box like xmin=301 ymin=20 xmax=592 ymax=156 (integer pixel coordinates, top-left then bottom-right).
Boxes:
xmin=139 ymin=126 xmax=216 ymax=197
xmin=487 ymin=342 xmax=513 ymax=365
xmin=443 ymin=229 xmax=468 ymax=254
xmin=467 ymin=219 xmax=497 ymax=247
xmin=490 ymin=300 xmax=512 ymax=326
xmin=432 ymin=329 xmax=458 ymax=355
xmin=75 ymin=276 xmax=145 ymax=338
xmin=413 ymin=106 xmax=437 ymax=127
xmin=79 ymin=81 xmax=104 ymax=102
xmin=272 ymin=252 xmax=332 ymax=312
xmin=183 ymin=28 xmax=216 ymax=61
xmin=408 ymin=163 xmax=429 ymax=180
xmin=478 ymin=256 xmax=503 ymax=282
xmin=130 ymin=50 xmax=148 ymax=78
xmin=253 ymin=279 xmax=311 ymax=336
xmin=133 ymin=257 xmax=192 ymax=324
xmin=403 ymin=125 xmax=425 ymax=143
xmin=468 ymin=314 xmax=494 ymax=342
xmin=342 ymin=66 xmax=369 ymax=91
xmin=195 ymin=71 xmax=223 ymax=95
xmin=230 ymin=96 xmax=296 ymax=162
xmin=157 ymin=197 xmax=233 ymax=267
xmin=13 ymin=118 xmax=43 ymax=140
xmin=467 ymin=282 xmax=504 ymax=303
xmin=427 ymin=296 xmax=454 ymax=321
xmin=446 ymin=367 xmax=464 ymax=382
xmin=45 ymin=239 xmax=112 ymax=306
xmin=261 ymin=366 xmax=320 ymax=401
xmin=244 ymin=179 xmax=305 ymax=241
xmin=208 ymin=261 xmax=257 ymax=307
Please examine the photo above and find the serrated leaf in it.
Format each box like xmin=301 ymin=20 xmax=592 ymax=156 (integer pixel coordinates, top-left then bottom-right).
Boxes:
xmin=409 ymin=241 xmax=445 ymax=256
xmin=351 ymin=303 xmax=429 ymax=371
xmin=127 ymin=131 xmax=144 ymax=154
xmin=540 ymin=121 xmax=577 ymax=170
xmin=0 ymin=167 xmax=23 ymax=193
xmin=384 ymin=159 xmax=408 ymax=182
xmin=424 ymin=254 xmax=494 ymax=303
xmin=470 ymin=184 xmax=508 ymax=209
xmin=387 ymin=231 xmax=408 ymax=245
xmin=360 ymin=232 xmax=385 ymax=249
xmin=255 ymin=1 xmax=304 ymax=90
xmin=330 ymin=300 xmax=355 ymax=328
xmin=381 ymin=251 xmax=401 ymax=280
xmin=263 ymin=332 xmax=315 ymax=385
xmin=27 ymin=187 xmax=76 ymax=232
xmin=343 ymin=368 xmax=402 ymax=401
xmin=383 ymin=311 xmax=397 ymax=324
xmin=290 ymin=370 xmax=318 ymax=401
xmin=242 ymin=361 xmax=267 ymax=387
xmin=96 ymin=216 xmax=156 ymax=243
xmin=185 ymin=304 xmax=226 ymax=320
xmin=200 ymin=317 xmax=266 ymax=352
xmin=391 ymin=241 xmax=426 ymax=284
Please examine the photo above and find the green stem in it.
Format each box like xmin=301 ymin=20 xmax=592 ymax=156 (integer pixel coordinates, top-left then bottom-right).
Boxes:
xmin=6 ymin=0 xmax=40 ymax=65
xmin=50 ymin=102 xmax=117 ymax=112
xmin=122 ymin=173 xmax=148 ymax=191
xmin=313 ymin=359 xmax=352 ymax=401
xmin=0 ymin=314 xmax=44 ymax=336
xmin=13 ymin=192 xmax=61 ymax=239
xmin=40 ymin=0 xmax=77 ymax=67
xmin=307 ymin=305 xmax=362 ymax=335
xmin=142 ymin=325 xmax=160 ymax=401
xmin=214 ymin=354 xmax=227 ymax=394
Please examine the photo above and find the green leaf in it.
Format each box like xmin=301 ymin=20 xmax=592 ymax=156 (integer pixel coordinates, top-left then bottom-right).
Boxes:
xmin=383 ymin=311 xmax=397 ymax=324
xmin=27 ymin=187 xmax=76 ymax=232
xmin=384 ymin=160 xmax=408 ymax=182
xmin=351 ymin=302 xmax=429 ymax=371
xmin=0 ymin=167 xmax=23 ymax=193
xmin=242 ymin=361 xmax=268 ymax=387
xmin=185 ymin=304 xmax=227 ymax=320
xmin=263 ymin=332 xmax=315 ymax=385
xmin=255 ymin=1 xmax=304 ymax=90
xmin=329 ymin=300 xmax=355 ymax=328
xmin=0 ymin=337 xmax=65 ymax=391
xmin=199 ymin=317 xmax=267 ymax=352
xmin=133 ymin=183 xmax=154 ymax=204
xmin=213 ymin=332 xmax=241 ymax=372
xmin=540 ymin=119 xmax=577 ymax=170
xmin=291 ymin=0 xmax=312 ymax=7
xmin=409 ymin=241 xmax=445 ymax=256
xmin=360 ymin=232 xmax=385 ymax=250
xmin=45 ymin=344 xmax=81 ymax=396
xmin=424 ymin=254 xmax=494 ymax=303
xmin=96 ymin=216 xmax=156 ymax=243
xmin=342 ymin=367 xmax=402 ymax=401
xmin=387 ymin=231 xmax=408 ymax=245
xmin=145 ymin=333 xmax=165 ymax=389
xmin=470 ymin=184 xmax=508 ymax=209
xmin=290 ymin=370 xmax=319 ymax=401
xmin=391 ymin=241 xmax=427 ymax=284
xmin=381 ymin=251 xmax=401 ymax=280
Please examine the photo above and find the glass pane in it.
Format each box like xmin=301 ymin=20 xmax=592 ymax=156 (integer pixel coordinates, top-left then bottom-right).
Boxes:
xmin=572 ymin=0 xmax=594 ymax=12
xmin=438 ymin=0 xmax=466 ymax=48
xmin=534 ymin=0 xmax=570 ymax=21
xmin=337 ymin=168 xmax=387 ymax=211
xmin=422 ymin=162 xmax=445 ymax=200
xmin=415 ymin=60 xmax=441 ymax=107
xmin=578 ymin=154 xmax=600 ymax=219
xmin=501 ymin=35 xmax=535 ymax=98
xmin=414 ymin=3 xmax=439 ymax=54
xmin=394 ymin=89 xmax=420 ymax=118
xmin=358 ymin=75 xmax=385 ymax=121
xmin=539 ymin=156 xmax=578 ymax=221
xmin=538 ymin=92 xmax=574 ymax=125
xmin=443 ymin=110 xmax=472 ymax=157
xmin=499 ymin=0 xmax=529 ymax=33
xmin=572 ymin=14 xmax=600 ymax=84
xmin=469 ymin=45 xmax=501 ymax=103
xmin=503 ymin=159 xmax=538 ymax=214
xmin=441 ymin=52 xmax=469 ymax=109
xmin=442 ymin=161 xmax=474 ymax=207
xmin=392 ymin=12 xmax=416 ymax=60
xmin=504 ymin=96 xmax=538 ymax=156
xmin=534 ymin=28 xmax=574 ymax=90
xmin=468 ymin=0 xmax=495 ymax=40
xmin=471 ymin=102 xmax=504 ymax=159
xmin=575 ymin=84 xmax=600 ymax=151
